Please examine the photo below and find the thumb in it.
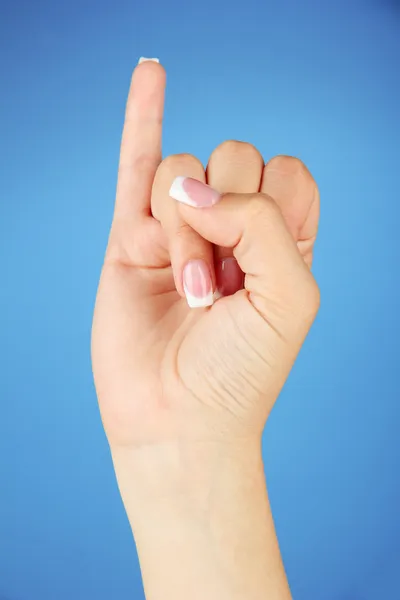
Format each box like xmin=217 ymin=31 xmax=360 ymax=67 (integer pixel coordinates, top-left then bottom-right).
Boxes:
xmin=169 ymin=176 xmax=320 ymax=337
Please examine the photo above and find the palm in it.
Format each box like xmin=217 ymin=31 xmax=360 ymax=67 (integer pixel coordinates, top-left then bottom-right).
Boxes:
xmin=93 ymin=225 xmax=256 ymax=447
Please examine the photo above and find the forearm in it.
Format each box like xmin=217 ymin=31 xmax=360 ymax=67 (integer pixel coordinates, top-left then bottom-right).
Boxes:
xmin=112 ymin=438 xmax=291 ymax=600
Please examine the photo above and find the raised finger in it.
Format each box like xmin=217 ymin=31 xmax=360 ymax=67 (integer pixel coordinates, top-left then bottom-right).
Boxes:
xmin=114 ymin=60 xmax=166 ymax=220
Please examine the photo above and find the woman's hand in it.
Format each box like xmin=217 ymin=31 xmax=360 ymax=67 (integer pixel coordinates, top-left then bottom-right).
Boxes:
xmin=91 ymin=60 xmax=320 ymax=600
xmin=92 ymin=60 xmax=319 ymax=449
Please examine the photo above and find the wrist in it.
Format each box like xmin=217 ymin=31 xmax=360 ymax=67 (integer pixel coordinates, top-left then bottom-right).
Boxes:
xmin=112 ymin=437 xmax=291 ymax=600
xmin=110 ymin=436 xmax=264 ymax=525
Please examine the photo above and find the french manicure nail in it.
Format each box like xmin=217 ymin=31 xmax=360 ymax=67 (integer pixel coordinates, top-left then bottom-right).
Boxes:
xmin=138 ymin=57 xmax=160 ymax=64
xmin=169 ymin=177 xmax=221 ymax=208
xmin=183 ymin=260 xmax=214 ymax=308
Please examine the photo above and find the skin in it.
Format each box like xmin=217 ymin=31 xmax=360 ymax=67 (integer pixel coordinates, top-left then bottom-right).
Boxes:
xmin=92 ymin=60 xmax=320 ymax=600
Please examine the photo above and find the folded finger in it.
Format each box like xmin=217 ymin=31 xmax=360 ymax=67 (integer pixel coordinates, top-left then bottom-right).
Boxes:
xmin=152 ymin=155 xmax=216 ymax=307
xmin=206 ymin=140 xmax=264 ymax=296
xmin=260 ymin=156 xmax=319 ymax=268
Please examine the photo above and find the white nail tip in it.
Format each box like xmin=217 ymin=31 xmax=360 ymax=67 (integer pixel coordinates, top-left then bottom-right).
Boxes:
xmin=138 ymin=57 xmax=160 ymax=64
xmin=169 ymin=176 xmax=197 ymax=207
xmin=184 ymin=284 xmax=214 ymax=309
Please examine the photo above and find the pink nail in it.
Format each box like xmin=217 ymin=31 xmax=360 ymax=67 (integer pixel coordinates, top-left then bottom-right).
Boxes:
xmin=183 ymin=260 xmax=213 ymax=308
xmin=215 ymin=257 xmax=244 ymax=297
xmin=169 ymin=177 xmax=221 ymax=208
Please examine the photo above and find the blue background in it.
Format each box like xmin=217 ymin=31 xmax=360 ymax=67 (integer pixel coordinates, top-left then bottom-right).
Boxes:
xmin=1 ymin=0 xmax=399 ymax=598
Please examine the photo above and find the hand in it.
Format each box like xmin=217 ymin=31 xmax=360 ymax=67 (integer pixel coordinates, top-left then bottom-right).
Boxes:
xmin=92 ymin=61 xmax=319 ymax=451
xmin=91 ymin=60 xmax=320 ymax=600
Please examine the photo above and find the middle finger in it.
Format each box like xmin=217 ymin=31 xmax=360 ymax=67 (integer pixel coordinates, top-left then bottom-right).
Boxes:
xmin=206 ymin=140 xmax=264 ymax=296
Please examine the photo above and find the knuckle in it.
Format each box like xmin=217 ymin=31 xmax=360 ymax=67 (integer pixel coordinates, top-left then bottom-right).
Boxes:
xmin=159 ymin=153 xmax=203 ymax=175
xmin=118 ymin=152 xmax=157 ymax=180
xmin=267 ymin=155 xmax=311 ymax=179
xmin=129 ymin=153 xmax=158 ymax=174
xmin=248 ymin=193 xmax=280 ymax=220
xmin=174 ymin=221 xmax=193 ymax=240
xmin=241 ymin=195 xmax=283 ymax=241
xmin=171 ymin=222 xmax=208 ymax=256
xmin=211 ymin=140 xmax=263 ymax=164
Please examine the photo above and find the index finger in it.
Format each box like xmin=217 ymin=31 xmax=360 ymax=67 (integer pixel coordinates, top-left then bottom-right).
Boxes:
xmin=114 ymin=59 xmax=166 ymax=219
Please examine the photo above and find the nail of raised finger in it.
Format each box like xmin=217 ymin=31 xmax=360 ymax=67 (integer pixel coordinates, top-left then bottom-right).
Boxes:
xmin=138 ymin=57 xmax=160 ymax=64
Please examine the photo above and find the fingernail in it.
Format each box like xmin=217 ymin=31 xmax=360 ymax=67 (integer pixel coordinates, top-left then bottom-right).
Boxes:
xmin=169 ymin=177 xmax=221 ymax=208
xmin=138 ymin=57 xmax=160 ymax=64
xmin=216 ymin=257 xmax=244 ymax=297
xmin=183 ymin=260 xmax=214 ymax=308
